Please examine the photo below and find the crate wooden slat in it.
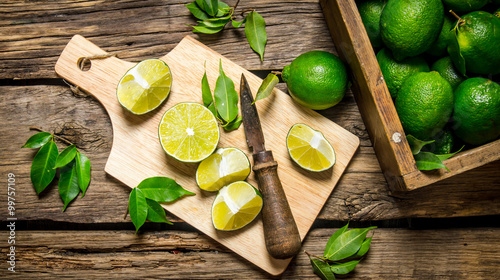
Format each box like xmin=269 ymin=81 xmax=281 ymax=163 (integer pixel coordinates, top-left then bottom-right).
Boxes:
xmin=320 ymin=0 xmax=500 ymax=192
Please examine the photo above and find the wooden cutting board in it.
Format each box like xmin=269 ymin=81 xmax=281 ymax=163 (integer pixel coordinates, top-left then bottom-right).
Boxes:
xmin=55 ymin=35 xmax=360 ymax=275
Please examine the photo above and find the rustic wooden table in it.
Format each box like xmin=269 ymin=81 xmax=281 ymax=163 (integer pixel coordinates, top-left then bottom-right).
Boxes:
xmin=1 ymin=1 xmax=500 ymax=279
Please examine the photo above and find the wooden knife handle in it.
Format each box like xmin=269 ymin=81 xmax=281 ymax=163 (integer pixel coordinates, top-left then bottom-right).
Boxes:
xmin=253 ymin=151 xmax=302 ymax=259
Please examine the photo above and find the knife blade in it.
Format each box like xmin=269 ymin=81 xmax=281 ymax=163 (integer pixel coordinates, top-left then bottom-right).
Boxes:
xmin=240 ymin=73 xmax=302 ymax=259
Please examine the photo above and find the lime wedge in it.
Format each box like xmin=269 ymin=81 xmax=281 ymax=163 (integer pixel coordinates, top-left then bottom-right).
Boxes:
xmin=117 ymin=59 xmax=172 ymax=115
xmin=158 ymin=102 xmax=219 ymax=163
xmin=286 ymin=123 xmax=336 ymax=172
xmin=212 ymin=181 xmax=263 ymax=231
xmin=196 ymin=147 xmax=251 ymax=192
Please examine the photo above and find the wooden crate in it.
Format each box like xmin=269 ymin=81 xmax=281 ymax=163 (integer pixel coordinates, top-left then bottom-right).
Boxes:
xmin=320 ymin=0 xmax=500 ymax=192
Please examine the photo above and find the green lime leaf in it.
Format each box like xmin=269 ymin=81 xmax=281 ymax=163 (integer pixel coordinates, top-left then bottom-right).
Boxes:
xmin=58 ymin=160 xmax=80 ymax=211
xmin=207 ymin=102 xmax=217 ymax=116
xmin=232 ymin=17 xmax=247 ymax=28
xmin=30 ymin=140 xmax=58 ymax=194
xmin=309 ymin=257 xmax=336 ymax=280
xmin=129 ymin=188 xmax=148 ymax=232
xmin=54 ymin=144 xmax=77 ymax=169
xmin=216 ymin=1 xmax=231 ymax=17
xmin=222 ymin=115 xmax=242 ymax=131
xmin=137 ymin=177 xmax=195 ymax=203
xmin=200 ymin=11 xmax=232 ymax=28
xmin=406 ymin=135 xmax=435 ymax=155
xmin=244 ymin=11 xmax=267 ymax=61
xmin=324 ymin=223 xmax=349 ymax=258
xmin=202 ymin=64 xmax=214 ymax=107
xmin=414 ymin=151 xmax=448 ymax=171
xmin=435 ymin=145 xmax=464 ymax=162
xmin=214 ymin=60 xmax=239 ymax=123
xmin=196 ymin=0 xmax=218 ymax=17
xmin=186 ymin=2 xmax=209 ymax=20
xmin=146 ymin=198 xmax=173 ymax=224
xmin=190 ymin=22 xmax=225 ymax=34
xmin=253 ymin=73 xmax=279 ymax=104
xmin=353 ymin=237 xmax=372 ymax=258
xmin=75 ymin=151 xmax=91 ymax=197
xmin=325 ymin=226 xmax=377 ymax=261
xmin=447 ymin=26 xmax=466 ymax=75
xmin=330 ymin=260 xmax=360 ymax=275
xmin=22 ymin=131 xmax=53 ymax=149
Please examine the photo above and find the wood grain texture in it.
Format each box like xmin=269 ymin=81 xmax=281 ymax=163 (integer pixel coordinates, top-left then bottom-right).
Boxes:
xmin=320 ymin=0 xmax=500 ymax=192
xmin=53 ymin=35 xmax=359 ymax=275
xmin=0 ymin=0 xmax=335 ymax=79
xmin=1 ymin=85 xmax=499 ymax=224
xmin=1 ymin=228 xmax=499 ymax=279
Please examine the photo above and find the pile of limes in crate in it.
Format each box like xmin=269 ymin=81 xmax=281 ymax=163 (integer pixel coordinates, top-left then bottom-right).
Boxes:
xmin=357 ymin=0 xmax=500 ymax=154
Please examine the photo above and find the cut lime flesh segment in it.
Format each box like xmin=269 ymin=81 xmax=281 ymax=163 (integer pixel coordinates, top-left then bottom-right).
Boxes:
xmin=159 ymin=102 xmax=219 ymax=163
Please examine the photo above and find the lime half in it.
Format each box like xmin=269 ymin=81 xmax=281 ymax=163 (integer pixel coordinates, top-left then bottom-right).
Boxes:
xmin=286 ymin=123 xmax=336 ymax=172
xmin=117 ymin=59 xmax=172 ymax=115
xmin=196 ymin=147 xmax=251 ymax=192
xmin=158 ymin=102 xmax=219 ymax=163
xmin=212 ymin=181 xmax=263 ymax=231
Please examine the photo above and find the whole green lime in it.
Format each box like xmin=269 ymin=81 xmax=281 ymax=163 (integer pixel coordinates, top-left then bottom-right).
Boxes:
xmin=282 ymin=51 xmax=349 ymax=110
xmin=442 ymin=0 xmax=488 ymax=13
xmin=357 ymin=0 xmax=387 ymax=48
xmin=431 ymin=56 xmax=466 ymax=90
xmin=426 ymin=15 xmax=454 ymax=57
xmin=377 ymin=48 xmax=429 ymax=98
xmin=448 ymin=11 xmax=500 ymax=75
xmin=395 ymin=71 xmax=454 ymax=140
xmin=452 ymin=78 xmax=500 ymax=146
xmin=380 ymin=0 xmax=444 ymax=60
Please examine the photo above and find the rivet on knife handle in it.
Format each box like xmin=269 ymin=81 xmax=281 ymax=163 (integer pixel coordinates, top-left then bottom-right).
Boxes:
xmin=253 ymin=151 xmax=302 ymax=259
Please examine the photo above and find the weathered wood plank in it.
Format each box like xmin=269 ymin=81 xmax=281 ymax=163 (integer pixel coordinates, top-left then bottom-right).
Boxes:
xmin=1 ymin=228 xmax=499 ymax=279
xmin=1 ymin=84 xmax=499 ymax=224
xmin=0 ymin=0 xmax=336 ymax=79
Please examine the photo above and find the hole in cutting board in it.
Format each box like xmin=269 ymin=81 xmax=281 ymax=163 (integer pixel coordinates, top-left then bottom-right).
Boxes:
xmin=77 ymin=57 xmax=91 ymax=71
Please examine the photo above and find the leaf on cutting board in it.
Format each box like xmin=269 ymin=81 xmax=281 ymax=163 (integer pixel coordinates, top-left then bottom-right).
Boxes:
xmin=253 ymin=73 xmax=279 ymax=104
xmin=146 ymin=198 xmax=173 ymax=224
xmin=214 ymin=60 xmax=239 ymax=123
xmin=137 ymin=177 xmax=195 ymax=203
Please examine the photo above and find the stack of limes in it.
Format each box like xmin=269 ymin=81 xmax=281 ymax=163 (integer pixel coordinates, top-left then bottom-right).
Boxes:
xmin=356 ymin=0 xmax=500 ymax=147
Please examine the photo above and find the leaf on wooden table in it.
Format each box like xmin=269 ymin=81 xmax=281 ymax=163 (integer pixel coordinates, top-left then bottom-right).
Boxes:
xmin=324 ymin=222 xmax=349 ymax=258
xmin=54 ymin=144 xmax=77 ymax=169
xmin=324 ymin=226 xmax=377 ymax=261
xmin=353 ymin=236 xmax=372 ymax=258
xmin=330 ymin=260 xmax=360 ymax=275
xmin=232 ymin=17 xmax=247 ymax=28
xmin=137 ymin=177 xmax=195 ymax=203
xmin=253 ymin=73 xmax=279 ymax=104
xmin=129 ymin=188 xmax=148 ymax=232
xmin=58 ymin=161 xmax=80 ymax=212
xmin=30 ymin=140 xmax=58 ymax=194
xmin=214 ymin=60 xmax=239 ymax=123
xmin=244 ymin=11 xmax=267 ymax=61
xmin=146 ymin=198 xmax=173 ymax=224
xmin=216 ymin=1 xmax=231 ymax=17
xmin=186 ymin=2 xmax=210 ymax=20
xmin=75 ymin=151 xmax=91 ymax=197
xmin=198 ymin=0 xmax=218 ymax=17
xmin=309 ymin=257 xmax=336 ymax=280
xmin=190 ymin=23 xmax=225 ymax=34
xmin=22 ymin=131 xmax=53 ymax=149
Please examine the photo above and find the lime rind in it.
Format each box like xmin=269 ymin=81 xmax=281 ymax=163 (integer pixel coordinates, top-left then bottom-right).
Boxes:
xmin=195 ymin=147 xmax=251 ymax=192
xmin=117 ymin=59 xmax=172 ymax=115
xmin=158 ymin=102 xmax=220 ymax=163
xmin=286 ymin=123 xmax=336 ymax=172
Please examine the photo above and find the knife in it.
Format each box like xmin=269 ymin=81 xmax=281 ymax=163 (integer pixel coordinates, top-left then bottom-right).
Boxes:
xmin=239 ymin=73 xmax=302 ymax=259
